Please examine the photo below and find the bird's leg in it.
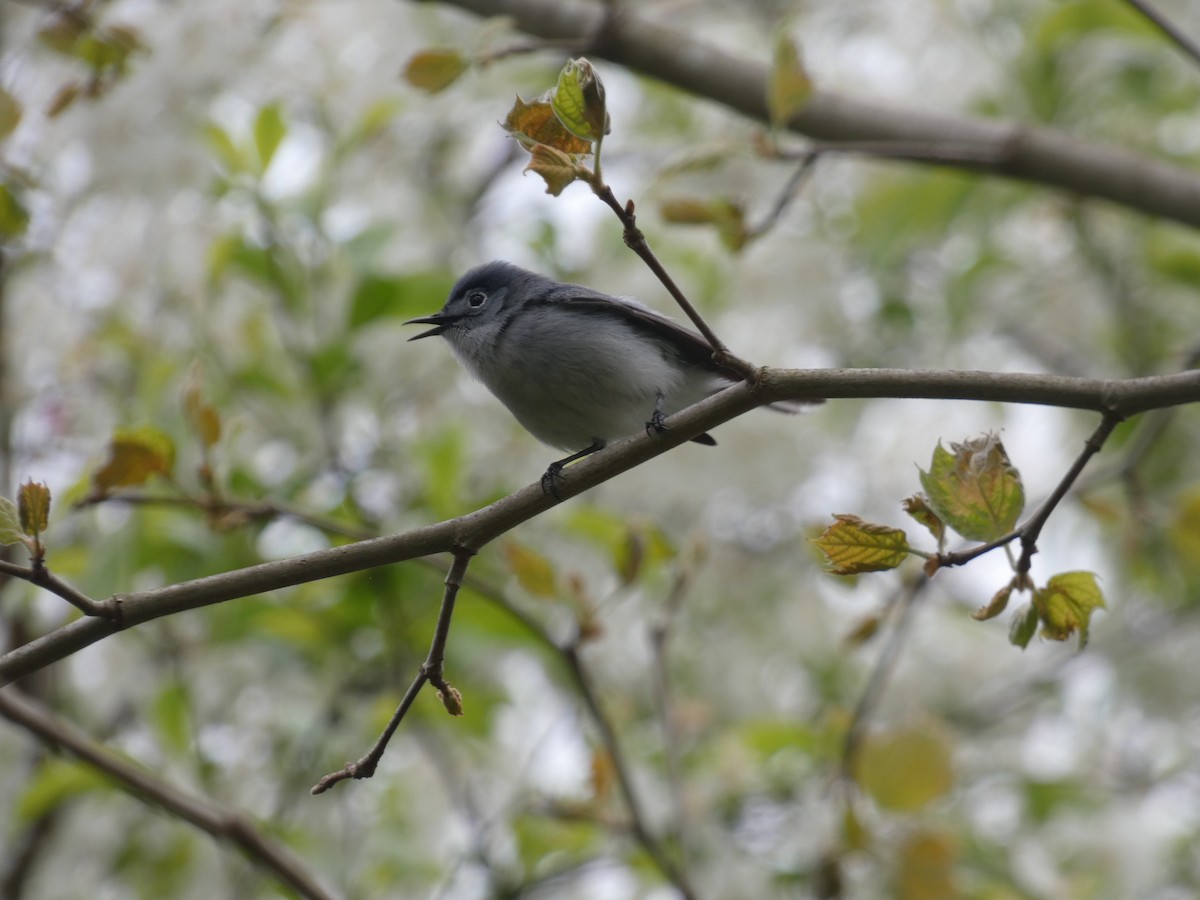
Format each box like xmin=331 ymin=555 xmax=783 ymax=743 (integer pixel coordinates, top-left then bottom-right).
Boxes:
xmin=645 ymin=391 xmax=669 ymax=437
xmin=541 ymin=440 xmax=606 ymax=499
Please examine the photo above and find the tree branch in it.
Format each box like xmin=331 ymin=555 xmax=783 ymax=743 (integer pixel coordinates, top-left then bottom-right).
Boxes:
xmin=1124 ymin=0 xmax=1200 ymax=70
xmin=2 ymin=367 xmax=1198 ymax=687
xmin=427 ymin=0 xmax=1200 ymax=229
xmin=0 ymin=687 xmax=340 ymax=900
xmin=311 ymin=550 xmax=472 ymax=793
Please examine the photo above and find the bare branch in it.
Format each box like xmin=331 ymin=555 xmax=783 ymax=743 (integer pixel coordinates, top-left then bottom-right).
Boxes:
xmin=840 ymin=576 xmax=927 ymax=779
xmin=429 ymin=0 xmax=1200 ymax=229
xmin=0 ymin=558 xmax=113 ymax=618
xmin=0 ymin=688 xmax=340 ymax=900
xmin=562 ymin=639 xmax=696 ymax=899
xmin=2 ymin=367 xmax=1198 ymax=687
xmin=1124 ymin=0 xmax=1200 ymax=70
xmin=312 ymin=550 xmax=473 ymax=793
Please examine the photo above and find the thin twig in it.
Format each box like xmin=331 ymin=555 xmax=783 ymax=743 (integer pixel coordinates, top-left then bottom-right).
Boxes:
xmin=591 ymin=184 xmax=756 ymax=381
xmin=0 ymin=688 xmax=340 ymax=900
xmin=1013 ymin=412 xmax=1124 ymax=577
xmin=439 ymin=558 xmax=696 ymax=896
xmin=562 ymin=639 xmax=697 ymax=900
xmin=312 ymin=550 xmax=473 ymax=793
xmin=0 ymin=558 xmax=114 ymax=618
xmin=75 ymin=490 xmax=375 ymax=541
xmin=839 ymin=576 xmax=927 ymax=778
xmin=648 ymin=565 xmax=692 ymax=862
xmin=1124 ymin=0 xmax=1200 ymax=69
xmin=745 ymin=152 xmax=822 ymax=241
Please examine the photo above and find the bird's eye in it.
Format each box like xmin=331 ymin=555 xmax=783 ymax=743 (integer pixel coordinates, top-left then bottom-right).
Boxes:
xmin=466 ymin=289 xmax=487 ymax=309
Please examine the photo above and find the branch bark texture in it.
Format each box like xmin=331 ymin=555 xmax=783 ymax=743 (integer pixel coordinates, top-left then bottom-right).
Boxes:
xmin=428 ymin=0 xmax=1200 ymax=229
xmin=2 ymin=367 xmax=1198 ymax=686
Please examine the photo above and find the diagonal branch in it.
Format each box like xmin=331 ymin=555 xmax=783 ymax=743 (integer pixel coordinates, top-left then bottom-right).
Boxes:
xmin=2 ymin=366 xmax=1198 ymax=687
xmin=427 ymin=0 xmax=1200 ymax=229
xmin=311 ymin=550 xmax=473 ymax=793
xmin=0 ymin=688 xmax=340 ymax=900
xmin=1124 ymin=0 xmax=1200 ymax=70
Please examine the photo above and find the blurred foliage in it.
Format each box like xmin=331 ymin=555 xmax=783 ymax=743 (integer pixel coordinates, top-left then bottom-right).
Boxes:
xmin=0 ymin=0 xmax=1199 ymax=899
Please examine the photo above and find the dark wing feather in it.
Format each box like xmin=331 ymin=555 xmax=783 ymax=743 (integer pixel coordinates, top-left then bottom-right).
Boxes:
xmin=546 ymin=287 xmax=732 ymax=377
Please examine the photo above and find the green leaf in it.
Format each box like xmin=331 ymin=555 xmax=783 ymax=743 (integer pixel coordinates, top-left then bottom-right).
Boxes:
xmin=812 ymin=514 xmax=910 ymax=575
xmin=253 ymin=103 xmax=287 ymax=173
xmin=1034 ymin=571 xmax=1106 ymax=648
xmin=201 ymin=122 xmax=246 ymax=175
xmin=151 ymin=678 xmax=193 ymax=755
xmin=855 ymin=726 xmax=954 ymax=812
xmin=349 ymin=270 xmax=455 ymax=329
xmin=403 ymin=49 xmax=469 ymax=94
xmin=0 ymin=181 xmax=30 ymax=240
xmin=972 ymin=582 xmax=1013 ymax=621
xmin=901 ymin=494 xmax=945 ymax=549
xmin=767 ymin=32 xmax=812 ymax=125
xmin=0 ymin=497 xmax=23 ymax=545
xmin=17 ymin=480 xmax=51 ymax=538
xmin=90 ymin=426 xmax=176 ymax=496
xmin=503 ymin=541 xmax=558 ymax=598
xmin=551 ymin=57 xmax=609 ymax=142
xmin=919 ymin=434 xmax=1024 ymax=542
xmin=659 ymin=197 xmax=749 ymax=252
xmin=563 ymin=505 xmax=675 ymax=583
xmin=0 ymin=86 xmax=23 ymax=141
xmin=1009 ymin=602 xmax=1039 ymax=649
xmin=16 ymin=758 xmax=108 ymax=823
xmin=1035 ymin=0 xmax=1157 ymax=51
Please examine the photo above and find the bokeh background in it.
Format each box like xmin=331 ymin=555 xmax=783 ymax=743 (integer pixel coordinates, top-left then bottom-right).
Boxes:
xmin=2 ymin=1 xmax=1200 ymax=897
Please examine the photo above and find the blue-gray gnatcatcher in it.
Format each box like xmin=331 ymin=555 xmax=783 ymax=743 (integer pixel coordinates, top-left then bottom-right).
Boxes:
xmin=406 ymin=261 xmax=805 ymax=493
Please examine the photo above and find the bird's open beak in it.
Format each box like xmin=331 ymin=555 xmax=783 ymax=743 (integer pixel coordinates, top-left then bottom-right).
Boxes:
xmin=404 ymin=312 xmax=456 ymax=341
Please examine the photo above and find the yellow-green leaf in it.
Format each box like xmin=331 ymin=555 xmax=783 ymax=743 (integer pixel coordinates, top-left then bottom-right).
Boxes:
xmin=659 ymin=197 xmax=749 ymax=251
xmin=502 ymin=94 xmax=593 ymax=156
xmin=183 ymin=363 xmax=221 ymax=448
xmin=0 ymin=182 xmax=30 ymax=240
xmin=1034 ymin=570 xmax=1105 ymax=648
xmin=0 ymin=86 xmax=22 ymax=141
xmin=0 ymin=497 xmax=22 ymax=545
xmin=524 ymin=142 xmax=580 ymax=196
xmin=919 ymin=434 xmax=1024 ymax=542
xmin=897 ymin=829 xmax=960 ymax=900
xmin=16 ymin=759 xmax=108 ymax=823
xmin=253 ymin=103 xmax=286 ymax=172
xmin=403 ymin=49 xmax=469 ymax=94
xmin=902 ymin=493 xmax=945 ymax=548
xmin=855 ymin=726 xmax=953 ymax=812
xmin=17 ymin=480 xmax=51 ymax=538
xmin=767 ymin=33 xmax=812 ymax=126
xmin=551 ymin=57 xmax=609 ymax=142
xmin=91 ymin=426 xmax=176 ymax=495
xmin=1009 ymin=602 xmax=1038 ymax=649
xmin=812 ymin=514 xmax=910 ymax=575
xmin=972 ymin=582 xmax=1013 ymax=621
xmin=503 ymin=541 xmax=558 ymax=598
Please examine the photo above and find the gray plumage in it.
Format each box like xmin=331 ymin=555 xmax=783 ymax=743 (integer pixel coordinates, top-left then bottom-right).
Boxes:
xmin=406 ymin=261 xmax=783 ymax=488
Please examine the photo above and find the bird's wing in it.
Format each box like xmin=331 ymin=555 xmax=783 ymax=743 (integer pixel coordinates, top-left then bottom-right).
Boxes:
xmin=550 ymin=287 xmax=731 ymax=377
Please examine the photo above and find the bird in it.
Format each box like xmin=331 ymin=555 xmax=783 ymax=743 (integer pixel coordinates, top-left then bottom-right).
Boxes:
xmin=406 ymin=261 xmax=809 ymax=494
